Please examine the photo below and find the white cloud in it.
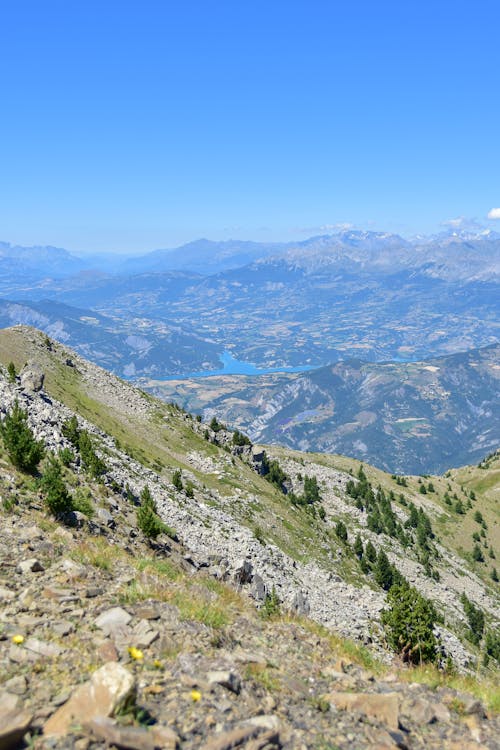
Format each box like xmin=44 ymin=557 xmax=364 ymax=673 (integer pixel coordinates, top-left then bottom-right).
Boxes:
xmin=442 ymin=216 xmax=467 ymax=228
xmin=321 ymin=222 xmax=354 ymax=232
xmin=297 ymin=222 xmax=353 ymax=234
xmin=441 ymin=216 xmax=483 ymax=230
xmin=487 ymin=207 xmax=500 ymax=220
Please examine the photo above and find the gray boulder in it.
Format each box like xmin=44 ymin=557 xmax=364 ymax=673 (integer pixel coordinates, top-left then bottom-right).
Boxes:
xmin=20 ymin=361 xmax=44 ymax=392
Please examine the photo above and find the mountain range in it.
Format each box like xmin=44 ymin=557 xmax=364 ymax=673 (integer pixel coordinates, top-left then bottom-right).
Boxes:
xmin=0 ymin=228 xmax=498 ymax=474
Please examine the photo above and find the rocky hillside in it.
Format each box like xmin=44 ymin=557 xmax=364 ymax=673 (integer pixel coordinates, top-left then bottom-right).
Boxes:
xmin=0 ymin=325 xmax=500 ymax=748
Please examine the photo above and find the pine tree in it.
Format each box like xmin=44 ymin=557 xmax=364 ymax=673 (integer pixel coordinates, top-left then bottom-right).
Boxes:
xmin=41 ymin=456 xmax=73 ymax=515
xmin=172 ymin=469 xmax=183 ymax=491
xmin=335 ymin=520 xmax=348 ymax=542
xmin=472 ymin=543 xmax=484 ymax=563
xmin=7 ymin=361 xmax=16 ymax=383
xmin=353 ymin=534 xmax=364 ymax=559
xmin=365 ymin=540 xmax=377 ymax=564
xmin=382 ymin=583 xmax=437 ymax=664
xmin=61 ymin=415 xmax=80 ymax=446
xmin=137 ymin=485 xmax=164 ymax=539
xmin=303 ymin=475 xmax=321 ymax=503
xmin=0 ymin=400 xmax=45 ymax=473
xmin=78 ymin=430 xmax=106 ymax=478
xmin=461 ymin=593 xmax=485 ymax=645
xmin=374 ymin=550 xmax=393 ymax=590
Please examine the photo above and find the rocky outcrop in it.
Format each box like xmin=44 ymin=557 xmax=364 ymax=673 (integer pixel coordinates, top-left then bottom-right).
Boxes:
xmin=19 ymin=360 xmax=45 ymax=392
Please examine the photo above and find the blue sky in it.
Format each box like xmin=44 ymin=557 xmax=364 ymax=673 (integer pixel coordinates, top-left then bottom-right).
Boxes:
xmin=1 ymin=0 xmax=499 ymax=253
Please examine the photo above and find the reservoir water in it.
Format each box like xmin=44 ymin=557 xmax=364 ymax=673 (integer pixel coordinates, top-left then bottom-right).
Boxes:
xmin=163 ymin=350 xmax=315 ymax=380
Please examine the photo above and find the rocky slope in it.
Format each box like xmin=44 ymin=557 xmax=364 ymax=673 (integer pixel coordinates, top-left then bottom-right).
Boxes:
xmin=2 ymin=505 xmax=500 ymax=750
xmin=0 ymin=325 xmax=499 ymax=748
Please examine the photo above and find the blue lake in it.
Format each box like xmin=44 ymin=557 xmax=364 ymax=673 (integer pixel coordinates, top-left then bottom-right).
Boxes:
xmin=163 ymin=351 xmax=315 ymax=380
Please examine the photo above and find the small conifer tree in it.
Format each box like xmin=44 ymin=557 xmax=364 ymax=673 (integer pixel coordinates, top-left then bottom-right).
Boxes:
xmin=172 ymin=469 xmax=183 ymax=491
xmin=382 ymin=583 xmax=437 ymax=663
xmin=461 ymin=592 xmax=485 ymax=645
xmin=353 ymin=534 xmax=364 ymax=559
xmin=472 ymin=543 xmax=484 ymax=563
xmin=61 ymin=415 xmax=80 ymax=446
xmin=365 ymin=540 xmax=377 ymax=564
xmin=41 ymin=456 xmax=73 ymax=515
xmin=374 ymin=549 xmax=394 ymax=590
xmin=0 ymin=400 xmax=45 ymax=473
xmin=7 ymin=361 xmax=16 ymax=383
xmin=137 ymin=485 xmax=164 ymax=539
xmin=335 ymin=520 xmax=348 ymax=542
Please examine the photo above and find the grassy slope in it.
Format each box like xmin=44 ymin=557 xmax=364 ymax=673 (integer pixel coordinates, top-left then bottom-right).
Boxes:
xmin=0 ymin=326 xmax=340 ymax=568
xmin=269 ymin=445 xmax=500 ymax=591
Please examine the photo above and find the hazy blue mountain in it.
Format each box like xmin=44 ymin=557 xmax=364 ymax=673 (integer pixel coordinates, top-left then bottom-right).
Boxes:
xmin=120 ymin=238 xmax=286 ymax=275
xmin=0 ymin=298 xmax=221 ymax=377
xmin=0 ymin=242 xmax=87 ymax=288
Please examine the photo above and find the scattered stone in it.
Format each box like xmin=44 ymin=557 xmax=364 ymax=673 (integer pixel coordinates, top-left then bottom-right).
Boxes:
xmin=206 ymin=670 xmax=242 ymax=694
xmin=252 ymin=574 xmax=267 ymax=601
xmin=23 ymin=524 xmax=44 ymax=541
xmin=135 ymin=605 xmax=161 ymax=620
xmin=199 ymin=724 xmax=274 ymax=750
xmin=4 ymin=676 xmax=28 ymax=696
xmin=51 ymin=620 xmax=75 ymax=637
xmin=8 ymin=645 xmax=38 ymax=664
xmin=85 ymin=586 xmax=104 ymax=598
xmin=326 ymin=691 xmax=399 ymax=729
xmin=0 ymin=694 xmax=20 ymax=715
xmin=233 ymin=559 xmax=253 ymax=585
xmin=98 ymin=641 xmax=120 ymax=662
xmin=245 ymin=715 xmax=281 ymax=732
xmin=291 ymin=590 xmax=310 ymax=616
xmin=61 ymin=559 xmax=87 ymax=579
xmin=233 ymin=649 xmax=267 ymax=666
xmin=0 ymin=587 xmax=14 ymax=602
xmin=44 ymin=662 xmax=136 ymax=737
xmin=463 ymin=697 xmax=486 ymax=717
xmin=52 ymin=689 xmax=72 ymax=707
xmin=24 ymin=637 xmax=64 ymax=658
xmin=401 ymin=697 xmax=436 ymax=726
xmin=43 ymin=585 xmax=75 ymax=600
xmin=133 ymin=619 xmax=159 ymax=648
xmin=17 ymin=558 xmax=45 ymax=574
xmin=0 ymin=706 xmax=32 ymax=750
xmin=96 ymin=508 xmax=115 ymax=528
xmin=87 ymin=717 xmax=178 ymax=750
xmin=94 ymin=606 xmax=132 ymax=635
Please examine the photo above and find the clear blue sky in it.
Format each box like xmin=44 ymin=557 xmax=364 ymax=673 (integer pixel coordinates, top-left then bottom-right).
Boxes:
xmin=1 ymin=0 xmax=499 ymax=253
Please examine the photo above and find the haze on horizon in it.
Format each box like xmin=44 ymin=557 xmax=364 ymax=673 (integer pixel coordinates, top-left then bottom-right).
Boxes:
xmin=1 ymin=1 xmax=499 ymax=254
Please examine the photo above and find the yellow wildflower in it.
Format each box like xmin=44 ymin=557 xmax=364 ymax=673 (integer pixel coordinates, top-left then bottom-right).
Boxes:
xmin=190 ymin=689 xmax=202 ymax=702
xmin=12 ymin=634 xmax=24 ymax=645
xmin=127 ymin=646 xmax=144 ymax=660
